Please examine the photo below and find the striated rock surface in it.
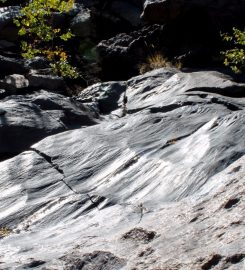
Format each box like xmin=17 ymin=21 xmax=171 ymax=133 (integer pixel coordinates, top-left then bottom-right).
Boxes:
xmin=0 ymin=69 xmax=245 ymax=269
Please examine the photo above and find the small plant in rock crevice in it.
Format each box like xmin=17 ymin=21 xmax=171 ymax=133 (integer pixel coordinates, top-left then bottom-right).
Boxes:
xmin=138 ymin=52 xmax=182 ymax=74
xmin=0 ymin=227 xmax=12 ymax=237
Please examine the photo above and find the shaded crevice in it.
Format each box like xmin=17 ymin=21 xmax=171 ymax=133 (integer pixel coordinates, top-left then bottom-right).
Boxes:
xmin=111 ymin=156 xmax=139 ymax=177
xmin=201 ymin=254 xmax=222 ymax=270
xmin=215 ymin=152 xmax=245 ymax=176
xmin=186 ymin=86 xmax=245 ymax=98
xmin=84 ymin=195 xmax=106 ymax=212
xmin=208 ymin=97 xmax=242 ymax=111
xmin=125 ymin=97 xmax=242 ymax=116
xmin=224 ymin=198 xmax=240 ymax=209
xmin=127 ymin=106 xmax=149 ymax=114
xmin=226 ymin=254 xmax=245 ymax=264
xmin=150 ymin=101 xmax=196 ymax=114
xmin=30 ymin=148 xmax=65 ymax=175
xmin=185 ymin=93 xmax=243 ymax=111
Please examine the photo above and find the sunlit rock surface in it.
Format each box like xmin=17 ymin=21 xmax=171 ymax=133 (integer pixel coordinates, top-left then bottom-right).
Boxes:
xmin=0 ymin=69 xmax=245 ymax=269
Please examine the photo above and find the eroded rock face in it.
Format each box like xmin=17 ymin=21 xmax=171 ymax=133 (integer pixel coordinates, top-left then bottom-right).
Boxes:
xmin=0 ymin=69 xmax=245 ymax=269
xmin=96 ymin=0 xmax=245 ymax=80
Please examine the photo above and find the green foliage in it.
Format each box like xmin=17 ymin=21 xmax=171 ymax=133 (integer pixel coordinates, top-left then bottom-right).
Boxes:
xmin=14 ymin=0 xmax=79 ymax=78
xmin=221 ymin=28 xmax=245 ymax=73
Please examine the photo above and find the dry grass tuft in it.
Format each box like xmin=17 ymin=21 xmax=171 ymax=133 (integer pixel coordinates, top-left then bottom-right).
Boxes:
xmin=0 ymin=227 xmax=12 ymax=237
xmin=138 ymin=52 xmax=182 ymax=74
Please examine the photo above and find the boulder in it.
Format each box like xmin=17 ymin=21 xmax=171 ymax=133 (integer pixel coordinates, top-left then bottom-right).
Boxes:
xmin=97 ymin=24 xmax=163 ymax=80
xmin=0 ymin=55 xmax=28 ymax=76
xmin=77 ymin=81 xmax=126 ymax=114
xmin=27 ymin=73 xmax=66 ymax=93
xmin=120 ymin=0 xmax=244 ymax=72
xmin=0 ymin=90 xmax=98 ymax=161
xmin=0 ymin=6 xmax=19 ymax=30
xmin=0 ymin=69 xmax=245 ymax=269
xmin=70 ymin=7 xmax=95 ymax=38
xmin=4 ymin=74 xmax=29 ymax=88
xmin=0 ymin=74 xmax=29 ymax=95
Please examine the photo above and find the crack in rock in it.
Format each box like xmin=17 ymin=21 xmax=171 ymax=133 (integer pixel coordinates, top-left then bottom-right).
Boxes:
xmin=30 ymin=148 xmax=102 ymax=210
xmin=30 ymin=148 xmax=65 ymax=175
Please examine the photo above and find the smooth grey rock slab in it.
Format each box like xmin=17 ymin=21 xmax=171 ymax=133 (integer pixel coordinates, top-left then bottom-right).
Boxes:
xmin=0 ymin=69 xmax=245 ymax=269
xmin=0 ymin=149 xmax=244 ymax=269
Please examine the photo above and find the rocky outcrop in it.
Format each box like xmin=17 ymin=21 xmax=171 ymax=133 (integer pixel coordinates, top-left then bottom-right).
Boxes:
xmin=0 ymin=69 xmax=245 ymax=269
xmin=142 ymin=0 xmax=245 ymax=27
xmin=2 ymin=0 xmax=244 ymax=82
xmin=0 ymin=90 xmax=98 ymax=161
xmin=0 ymin=73 xmax=70 ymax=98
xmin=97 ymin=24 xmax=163 ymax=80
xmin=95 ymin=0 xmax=245 ymax=80
xmin=0 ymin=1 xmax=144 ymax=83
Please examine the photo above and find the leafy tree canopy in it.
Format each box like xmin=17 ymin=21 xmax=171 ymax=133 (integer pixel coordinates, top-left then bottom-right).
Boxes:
xmin=221 ymin=28 xmax=245 ymax=73
xmin=14 ymin=0 xmax=79 ymax=78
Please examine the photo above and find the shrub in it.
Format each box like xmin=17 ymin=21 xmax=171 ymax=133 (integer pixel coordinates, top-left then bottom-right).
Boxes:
xmin=14 ymin=0 xmax=79 ymax=78
xmin=221 ymin=28 xmax=245 ymax=73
